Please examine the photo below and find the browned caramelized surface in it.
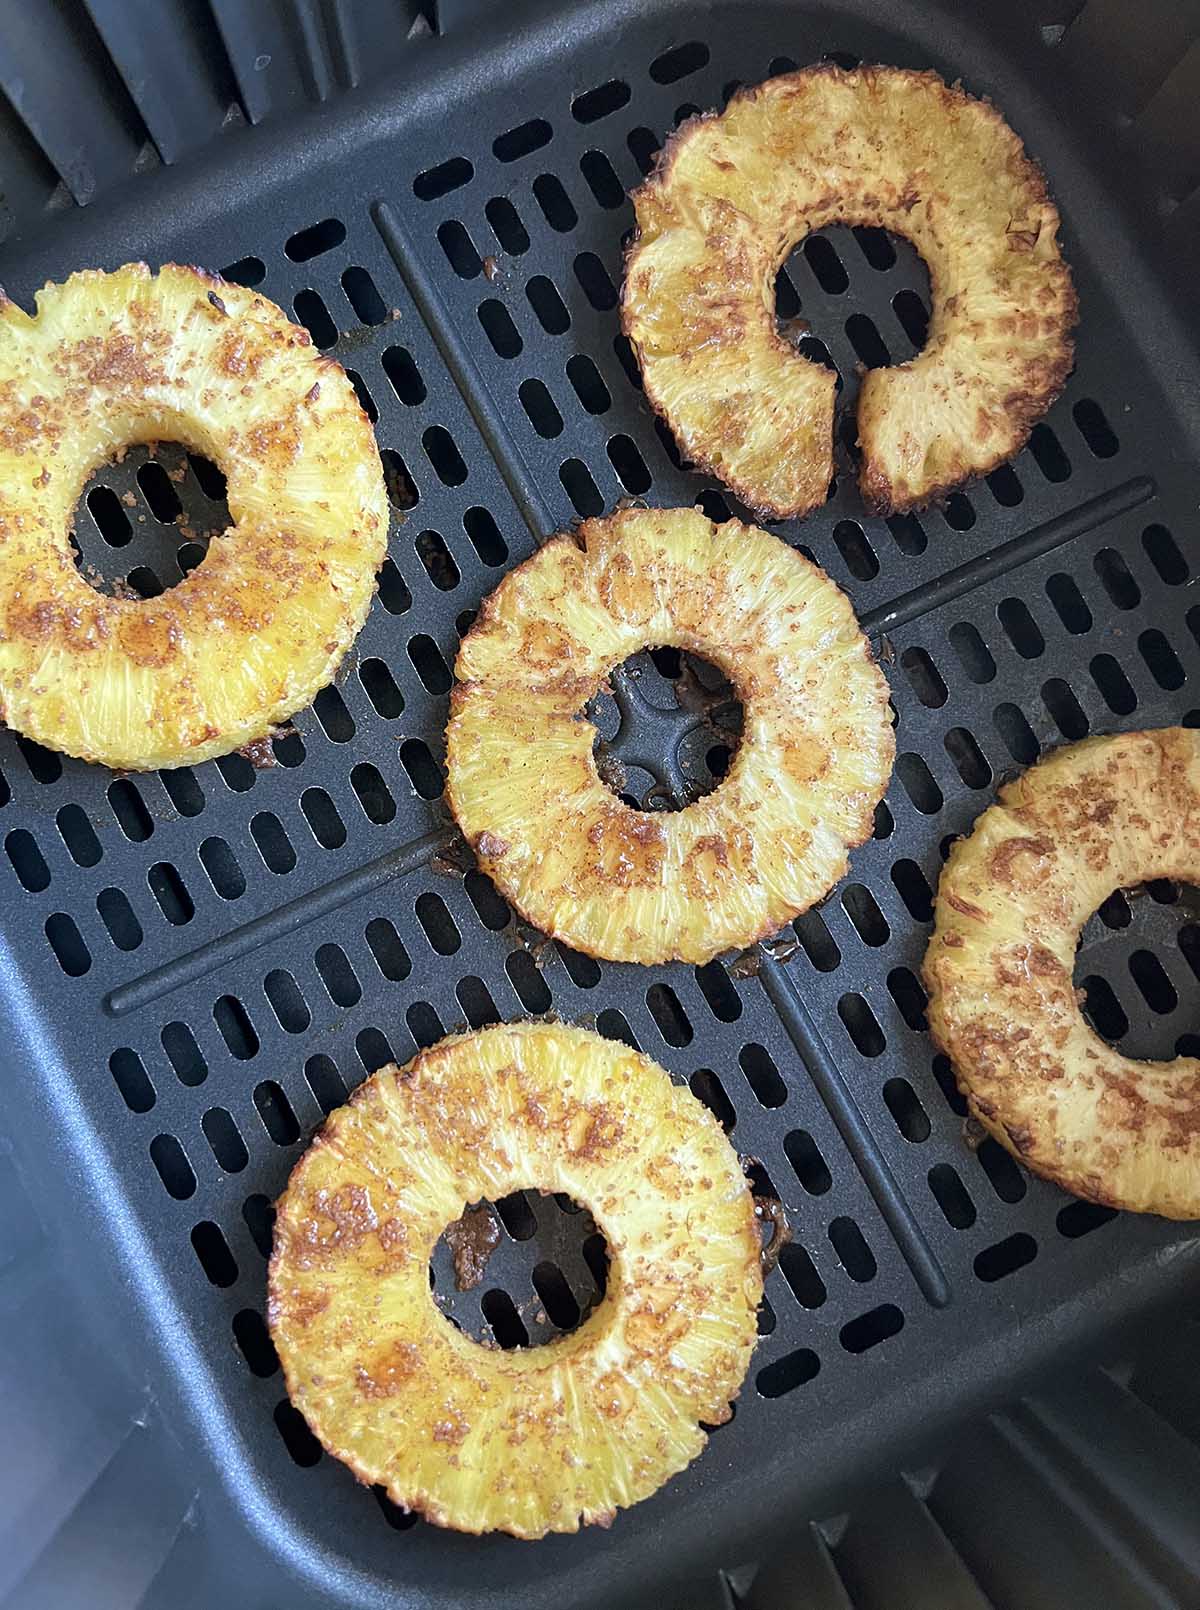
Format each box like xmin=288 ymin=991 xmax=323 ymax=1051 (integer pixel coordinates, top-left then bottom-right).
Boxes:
xmin=924 ymin=729 xmax=1200 ymax=1218
xmin=623 ymin=66 xmax=1076 ymax=517
xmin=443 ymin=1203 xmax=502 ymax=1291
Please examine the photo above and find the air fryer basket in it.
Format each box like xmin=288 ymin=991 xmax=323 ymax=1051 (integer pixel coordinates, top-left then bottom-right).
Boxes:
xmin=0 ymin=2 xmax=1198 ymax=1608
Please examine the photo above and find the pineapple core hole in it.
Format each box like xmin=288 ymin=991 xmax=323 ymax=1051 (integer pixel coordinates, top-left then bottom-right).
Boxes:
xmin=70 ymin=442 xmax=230 ymax=599
xmin=585 ymin=647 xmax=743 ymax=812
xmin=430 ymin=1192 xmax=608 ymax=1350
xmin=1075 ymin=879 xmax=1200 ymax=1062
xmin=774 ymin=223 xmax=932 ymax=378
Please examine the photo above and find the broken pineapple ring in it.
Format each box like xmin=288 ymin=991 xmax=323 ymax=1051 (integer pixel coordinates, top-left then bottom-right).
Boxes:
xmin=268 ymin=1021 xmax=762 ymax=1537
xmin=446 ymin=505 xmax=894 ymax=965
xmin=622 ymin=65 xmax=1077 ymax=518
xmin=0 ymin=262 xmax=386 ymax=769
xmin=924 ymin=729 xmax=1200 ymax=1219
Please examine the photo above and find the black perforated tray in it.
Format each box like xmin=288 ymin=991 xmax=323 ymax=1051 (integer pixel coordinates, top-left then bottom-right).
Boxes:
xmin=0 ymin=2 xmax=1198 ymax=1608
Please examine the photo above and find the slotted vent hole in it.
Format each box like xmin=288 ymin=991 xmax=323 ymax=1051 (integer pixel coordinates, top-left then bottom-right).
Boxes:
xmin=829 ymin=1217 xmax=876 ymax=1282
xmin=255 ymin=1080 xmax=300 ymax=1145
xmin=486 ymin=196 xmax=529 ymax=254
xmin=690 ymin=1068 xmax=736 ymax=1132
xmin=493 ymin=118 xmax=552 ymax=162
xmin=352 ymin=763 xmax=396 ymax=826
xmin=162 ymin=1021 xmax=207 ymax=1087
xmin=243 ymin=1194 xmax=276 ymax=1258
xmin=221 ymin=256 xmax=265 ymax=287
xmin=203 ymin=1106 xmax=248 ymax=1173
xmin=457 ymin=975 xmax=501 ymax=1030
xmin=251 ymin=812 xmax=296 ymax=875
xmin=148 ymin=861 xmax=193 ymax=924
xmin=466 ymin=871 xmax=510 ymax=932
xmin=757 ymin=1348 xmax=820 ymax=1399
xmin=580 ymin=148 xmax=625 ymax=208
xmin=6 ymin=828 xmax=49 ymax=892
xmin=41 ymin=892 xmax=113 ymax=981
xmin=264 ymin=969 xmax=310 ymax=1034
xmin=57 ymin=804 xmax=102 ymax=866
xmin=341 ymin=264 xmax=386 ymax=324
xmin=97 ymin=886 xmax=142 ymax=951
xmin=977 ymin=1137 xmax=1026 ymax=1204
xmin=793 ymin=908 xmax=841 ymax=972
xmin=359 ymin=1024 xmax=397 ymax=1072
xmin=785 ymin=1128 xmax=832 ymax=1195
xmin=974 ymin=1233 xmax=1037 ymax=1283
xmin=840 ymin=1303 xmax=904 ymax=1353
xmin=110 ymin=1048 xmax=155 ymax=1113
xmin=305 ymin=1054 xmax=346 ymax=1115
xmin=274 ymin=1400 xmax=321 ymax=1466
xmin=506 ymin=949 xmax=552 ymax=1013
xmin=150 ymin=1134 xmax=195 ymax=1199
xmin=19 ymin=738 xmax=62 ymax=786
xmin=292 ymin=288 xmax=337 ymax=349
xmin=437 ymin=219 xmax=481 ymax=279
xmin=650 ymin=40 xmax=710 ymax=82
xmin=233 ymin=1308 xmax=278 ymax=1377
xmin=192 ymin=1221 xmax=238 ymax=1287
xmin=779 ymin=1242 xmax=826 ymax=1309
xmin=214 ymin=995 xmax=258 ymax=1060
xmin=929 ymin=1164 xmax=976 ymax=1229
xmin=285 ymin=216 xmax=346 ymax=261
xmin=740 ymin=1043 xmax=786 ymax=1107
xmin=414 ymin=156 xmax=473 ymax=200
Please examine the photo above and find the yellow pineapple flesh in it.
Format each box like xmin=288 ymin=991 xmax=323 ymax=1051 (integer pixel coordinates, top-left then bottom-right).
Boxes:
xmin=0 ymin=262 xmax=386 ymax=769
xmin=268 ymin=1021 xmax=763 ymax=1537
xmin=446 ymin=505 xmax=893 ymax=964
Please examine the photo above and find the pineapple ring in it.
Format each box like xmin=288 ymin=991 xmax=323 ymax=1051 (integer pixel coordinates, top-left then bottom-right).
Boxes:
xmin=268 ymin=1021 xmax=763 ymax=1537
xmin=0 ymin=262 xmax=387 ymax=769
xmin=924 ymin=729 xmax=1200 ymax=1219
xmin=622 ymin=65 xmax=1077 ymax=519
xmin=446 ymin=505 xmax=894 ymax=965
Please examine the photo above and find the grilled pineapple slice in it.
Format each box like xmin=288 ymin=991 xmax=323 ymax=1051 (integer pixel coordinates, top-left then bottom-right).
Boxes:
xmin=623 ymin=66 xmax=1077 ymax=518
xmin=925 ymin=729 xmax=1200 ymax=1219
xmin=446 ymin=505 xmax=893 ymax=964
xmin=269 ymin=1021 xmax=762 ymax=1537
xmin=0 ymin=262 xmax=386 ymax=769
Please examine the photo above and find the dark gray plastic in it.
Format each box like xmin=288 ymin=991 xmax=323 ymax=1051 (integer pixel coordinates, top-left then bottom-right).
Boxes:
xmin=746 ymin=1349 xmax=1200 ymax=1608
xmin=0 ymin=2 xmax=1198 ymax=1608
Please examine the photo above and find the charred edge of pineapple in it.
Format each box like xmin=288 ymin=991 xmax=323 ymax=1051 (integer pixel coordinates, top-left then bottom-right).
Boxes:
xmin=922 ymin=729 xmax=1200 ymax=1219
xmin=622 ymin=63 xmax=1079 ymax=521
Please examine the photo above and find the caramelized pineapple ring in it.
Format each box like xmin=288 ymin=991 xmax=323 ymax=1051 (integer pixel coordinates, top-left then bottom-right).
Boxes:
xmin=446 ymin=506 xmax=893 ymax=964
xmin=269 ymin=1022 xmax=762 ymax=1537
xmin=925 ymin=730 xmax=1200 ymax=1219
xmin=623 ymin=65 xmax=1077 ymax=518
xmin=0 ymin=262 xmax=386 ymax=769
